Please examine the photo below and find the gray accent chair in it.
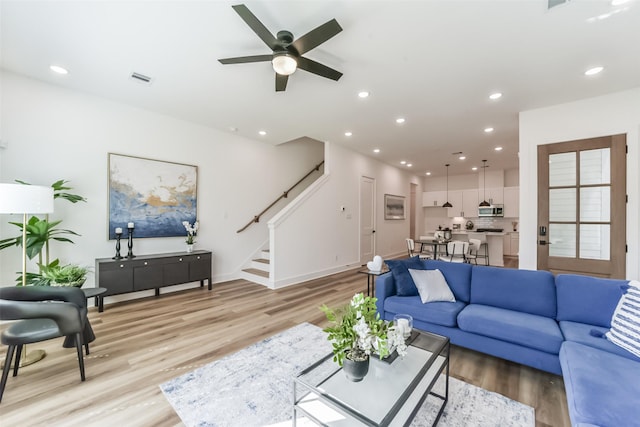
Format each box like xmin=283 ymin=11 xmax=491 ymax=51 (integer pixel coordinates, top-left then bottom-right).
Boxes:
xmin=0 ymin=286 xmax=93 ymax=403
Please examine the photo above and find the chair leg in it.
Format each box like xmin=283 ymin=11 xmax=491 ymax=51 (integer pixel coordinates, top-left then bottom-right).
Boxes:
xmin=1 ymin=345 xmax=16 ymax=403
xmin=75 ymin=333 xmax=86 ymax=381
xmin=85 ymin=342 xmax=90 ymax=355
xmin=13 ymin=345 xmax=23 ymax=377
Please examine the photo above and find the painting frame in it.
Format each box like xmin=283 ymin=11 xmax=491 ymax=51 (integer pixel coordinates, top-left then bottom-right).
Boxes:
xmin=108 ymin=153 xmax=198 ymax=239
xmin=384 ymin=194 xmax=405 ymax=220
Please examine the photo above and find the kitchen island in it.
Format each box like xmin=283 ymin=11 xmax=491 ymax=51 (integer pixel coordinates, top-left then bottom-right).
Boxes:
xmin=451 ymin=230 xmax=506 ymax=266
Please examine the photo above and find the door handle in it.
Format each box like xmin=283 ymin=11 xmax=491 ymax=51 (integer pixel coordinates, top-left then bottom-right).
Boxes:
xmin=539 ymin=240 xmax=553 ymax=245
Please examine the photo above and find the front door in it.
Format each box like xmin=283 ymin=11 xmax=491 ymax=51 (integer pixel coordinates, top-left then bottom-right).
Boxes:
xmin=537 ymin=134 xmax=626 ymax=278
xmin=360 ymin=176 xmax=376 ymax=265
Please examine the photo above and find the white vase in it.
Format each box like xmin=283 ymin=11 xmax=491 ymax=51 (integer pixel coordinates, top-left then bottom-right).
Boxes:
xmin=186 ymin=244 xmax=194 ymax=253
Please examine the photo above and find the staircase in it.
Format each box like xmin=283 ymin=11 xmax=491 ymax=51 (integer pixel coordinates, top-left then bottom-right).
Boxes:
xmin=240 ymin=248 xmax=271 ymax=287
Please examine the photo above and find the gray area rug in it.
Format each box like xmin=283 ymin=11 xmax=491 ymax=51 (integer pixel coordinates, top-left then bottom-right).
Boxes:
xmin=161 ymin=323 xmax=534 ymax=427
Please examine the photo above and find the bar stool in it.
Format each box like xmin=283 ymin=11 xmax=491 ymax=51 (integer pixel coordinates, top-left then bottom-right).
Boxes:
xmin=468 ymin=233 xmax=489 ymax=265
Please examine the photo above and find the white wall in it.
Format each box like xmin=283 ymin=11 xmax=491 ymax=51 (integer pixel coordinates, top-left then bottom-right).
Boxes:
xmin=519 ymin=87 xmax=640 ymax=279
xmin=269 ymin=142 xmax=423 ymax=287
xmin=0 ymin=72 xmax=324 ymax=290
xmin=0 ymin=71 xmax=423 ymax=294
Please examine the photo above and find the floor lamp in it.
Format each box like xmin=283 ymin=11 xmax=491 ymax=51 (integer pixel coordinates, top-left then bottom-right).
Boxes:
xmin=0 ymin=183 xmax=54 ymax=365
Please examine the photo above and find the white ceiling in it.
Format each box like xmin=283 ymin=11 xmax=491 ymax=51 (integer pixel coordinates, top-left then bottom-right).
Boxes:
xmin=2 ymin=0 xmax=639 ymax=177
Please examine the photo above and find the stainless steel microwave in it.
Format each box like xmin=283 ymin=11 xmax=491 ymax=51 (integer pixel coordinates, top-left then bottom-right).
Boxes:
xmin=478 ymin=204 xmax=504 ymax=217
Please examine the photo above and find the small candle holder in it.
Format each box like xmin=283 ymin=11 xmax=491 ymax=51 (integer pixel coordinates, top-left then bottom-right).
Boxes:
xmin=127 ymin=226 xmax=135 ymax=258
xmin=113 ymin=229 xmax=123 ymax=260
xmin=393 ymin=314 xmax=413 ymax=339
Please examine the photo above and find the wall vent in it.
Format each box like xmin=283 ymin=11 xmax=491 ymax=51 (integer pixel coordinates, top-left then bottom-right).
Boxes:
xmin=130 ymin=72 xmax=153 ymax=84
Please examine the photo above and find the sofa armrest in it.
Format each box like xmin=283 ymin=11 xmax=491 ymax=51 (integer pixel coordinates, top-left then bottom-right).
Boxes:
xmin=375 ymin=272 xmax=396 ymax=317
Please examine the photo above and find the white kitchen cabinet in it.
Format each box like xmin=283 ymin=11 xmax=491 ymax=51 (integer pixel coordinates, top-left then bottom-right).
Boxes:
xmin=503 ymin=186 xmax=519 ymax=218
xmin=504 ymin=232 xmax=519 ymax=256
xmin=480 ymin=187 xmax=504 ymax=205
xmin=423 ymin=191 xmax=447 ymax=207
xmin=445 ymin=190 xmax=463 ymax=216
xmin=447 ymin=188 xmax=479 ymax=217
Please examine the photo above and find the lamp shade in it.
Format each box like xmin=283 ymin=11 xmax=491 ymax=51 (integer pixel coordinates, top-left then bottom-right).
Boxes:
xmin=272 ymin=53 xmax=297 ymax=76
xmin=0 ymin=183 xmax=54 ymax=214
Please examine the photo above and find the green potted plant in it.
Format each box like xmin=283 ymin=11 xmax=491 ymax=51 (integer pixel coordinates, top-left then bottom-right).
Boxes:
xmin=320 ymin=293 xmax=407 ymax=382
xmin=0 ymin=179 xmax=86 ymax=285
xmin=25 ymin=259 xmax=89 ymax=287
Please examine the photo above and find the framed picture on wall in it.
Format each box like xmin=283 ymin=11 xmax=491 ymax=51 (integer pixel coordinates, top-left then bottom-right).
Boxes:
xmin=384 ymin=194 xmax=405 ymax=220
xmin=108 ymin=153 xmax=197 ymax=239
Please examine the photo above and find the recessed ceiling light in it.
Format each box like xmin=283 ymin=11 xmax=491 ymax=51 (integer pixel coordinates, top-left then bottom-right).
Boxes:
xmin=585 ymin=66 xmax=604 ymax=76
xmin=472 ymin=167 xmax=478 ymax=171
xmin=358 ymin=91 xmax=370 ymax=98
xmin=373 ymin=148 xmax=380 ymax=153
xmin=426 ymin=172 xmax=431 ymax=176
xmin=489 ymin=92 xmax=502 ymax=100
xmin=49 ymin=65 xmax=69 ymax=75
xmin=344 ymin=131 xmax=353 ymax=137
xmin=484 ymin=127 xmax=494 ymax=133
xmin=396 ymin=118 xmax=405 ymax=124
xmin=258 ymin=130 xmax=267 ymax=136
xmin=407 ymin=163 xmax=412 ymax=167
xmin=459 ymin=155 xmax=466 ymax=160
xmin=400 ymin=161 xmax=406 ymax=165
xmin=495 ymin=146 xmax=503 ymax=151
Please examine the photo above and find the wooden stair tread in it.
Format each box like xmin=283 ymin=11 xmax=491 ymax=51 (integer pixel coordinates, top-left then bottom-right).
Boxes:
xmin=243 ymin=268 xmax=269 ymax=278
xmin=254 ymin=258 xmax=270 ymax=264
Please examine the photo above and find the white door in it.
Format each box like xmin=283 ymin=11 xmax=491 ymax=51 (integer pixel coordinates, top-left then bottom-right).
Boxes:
xmin=360 ymin=176 xmax=376 ymax=265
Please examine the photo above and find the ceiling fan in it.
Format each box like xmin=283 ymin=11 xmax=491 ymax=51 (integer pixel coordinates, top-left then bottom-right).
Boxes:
xmin=218 ymin=4 xmax=343 ymax=92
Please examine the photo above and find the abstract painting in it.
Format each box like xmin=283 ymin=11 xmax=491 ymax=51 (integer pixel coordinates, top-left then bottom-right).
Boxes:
xmin=108 ymin=153 xmax=197 ymax=239
xmin=384 ymin=194 xmax=405 ymax=220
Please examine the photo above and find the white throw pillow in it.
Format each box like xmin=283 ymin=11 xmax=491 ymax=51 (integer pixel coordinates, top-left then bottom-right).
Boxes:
xmin=605 ymin=280 xmax=640 ymax=358
xmin=408 ymin=268 xmax=456 ymax=303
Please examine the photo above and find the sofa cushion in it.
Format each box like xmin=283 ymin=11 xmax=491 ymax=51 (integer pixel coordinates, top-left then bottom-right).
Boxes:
xmin=560 ymin=341 xmax=640 ymax=427
xmin=423 ymin=260 xmax=472 ymax=303
xmin=458 ymin=304 xmax=564 ymax=354
xmin=384 ymin=295 xmax=466 ymax=327
xmin=556 ymin=274 xmax=628 ymax=327
xmin=559 ymin=321 xmax=640 ymax=362
xmin=605 ymin=280 xmax=640 ymax=358
xmin=470 ymin=266 xmax=556 ymax=318
xmin=408 ymin=269 xmax=455 ymax=303
xmin=385 ymin=256 xmax=425 ymax=296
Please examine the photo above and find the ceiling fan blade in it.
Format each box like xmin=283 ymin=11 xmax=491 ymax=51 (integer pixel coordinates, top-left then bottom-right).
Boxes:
xmin=296 ymin=56 xmax=342 ymax=81
xmin=218 ymin=54 xmax=273 ymax=64
xmin=275 ymin=73 xmax=288 ymax=92
xmin=291 ymin=19 xmax=342 ymax=55
xmin=232 ymin=4 xmax=279 ymax=51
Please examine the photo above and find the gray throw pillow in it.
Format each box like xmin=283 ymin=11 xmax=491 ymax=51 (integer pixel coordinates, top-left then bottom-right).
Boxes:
xmin=408 ymin=268 xmax=456 ymax=303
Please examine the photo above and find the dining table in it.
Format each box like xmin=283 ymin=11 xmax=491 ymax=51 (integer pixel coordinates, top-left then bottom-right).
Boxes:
xmin=415 ymin=239 xmax=449 ymax=259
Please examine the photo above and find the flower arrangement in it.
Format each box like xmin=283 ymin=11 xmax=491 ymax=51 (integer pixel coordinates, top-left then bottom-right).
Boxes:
xmin=182 ymin=220 xmax=199 ymax=244
xmin=320 ymin=293 xmax=407 ymax=366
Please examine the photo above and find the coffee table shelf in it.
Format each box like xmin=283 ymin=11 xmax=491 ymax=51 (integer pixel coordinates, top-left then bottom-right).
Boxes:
xmin=293 ymin=330 xmax=450 ymax=426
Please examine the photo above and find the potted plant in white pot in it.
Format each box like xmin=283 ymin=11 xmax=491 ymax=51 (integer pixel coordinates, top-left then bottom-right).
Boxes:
xmin=320 ymin=293 xmax=407 ymax=382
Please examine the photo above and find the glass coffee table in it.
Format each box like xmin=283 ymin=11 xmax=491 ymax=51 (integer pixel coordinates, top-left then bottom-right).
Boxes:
xmin=293 ymin=330 xmax=450 ymax=426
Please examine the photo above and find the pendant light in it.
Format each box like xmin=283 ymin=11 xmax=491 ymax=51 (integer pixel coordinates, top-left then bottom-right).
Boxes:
xmin=443 ymin=164 xmax=453 ymax=208
xmin=479 ymin=159 xmax=491 ymax=207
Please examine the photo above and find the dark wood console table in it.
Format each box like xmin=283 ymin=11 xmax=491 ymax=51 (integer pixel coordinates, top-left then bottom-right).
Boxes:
xmin=95 ymin=250 xmax=212 ymax=311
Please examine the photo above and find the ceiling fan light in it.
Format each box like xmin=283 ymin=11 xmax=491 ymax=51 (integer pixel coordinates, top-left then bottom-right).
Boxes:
xmin=272 ymin=54 xmax=297 ymax=76
xmin=443 ymin=201 xmax=453 ymax=208
xmin=479 ymin=200 xmax=491 ymax=207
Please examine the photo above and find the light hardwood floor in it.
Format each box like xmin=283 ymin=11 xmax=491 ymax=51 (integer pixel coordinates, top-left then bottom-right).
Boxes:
xmin=0 ymin=262 xmax=570 ymax=427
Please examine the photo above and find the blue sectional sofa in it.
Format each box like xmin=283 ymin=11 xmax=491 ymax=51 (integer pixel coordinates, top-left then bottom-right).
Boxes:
xmin=375 ymin=259 xmax=640 ymax=427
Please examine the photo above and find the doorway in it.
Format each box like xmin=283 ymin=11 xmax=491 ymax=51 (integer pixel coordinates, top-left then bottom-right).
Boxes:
xmin=360 ymin=176 xmax=376 ymax=265
xmin=537 ymin=134 xmax=626 ymax=278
